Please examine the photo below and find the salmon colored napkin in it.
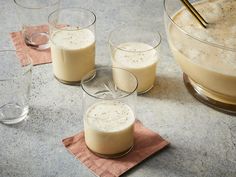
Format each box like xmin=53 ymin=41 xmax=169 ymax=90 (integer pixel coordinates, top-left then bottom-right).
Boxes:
xmin=62 ymin=120 xmax=169 ymax=177
xmin=10 ymin=25 xmax=51 ymax=65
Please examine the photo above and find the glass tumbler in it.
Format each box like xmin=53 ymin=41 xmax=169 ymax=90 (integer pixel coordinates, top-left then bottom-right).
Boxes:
xmin=81 ymin=67 xmax=138 ymax=158
xmin=14 ymin=0 xmax=60 ymax=50
xmin=0 ymin=50 xmax=32 ymax=124
xmin=109 ymin=25 xmax=161 ymax=94
xmin=48 ymin=7 xmax=96 ymax=85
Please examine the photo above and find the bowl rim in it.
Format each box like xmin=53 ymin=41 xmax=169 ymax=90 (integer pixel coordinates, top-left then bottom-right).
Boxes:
xmin=163 ymin=0 xmax=236 ymax=52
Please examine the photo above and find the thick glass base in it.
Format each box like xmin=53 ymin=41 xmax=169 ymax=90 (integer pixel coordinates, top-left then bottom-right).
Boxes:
xmin=87 ymin=145 xmax=134 ymax=159
xmin=54 ymin=70 xmax=96 ymax=86
xmin=183 ymin=73 xmax=236 ymax=116
xmin=54 ymin=75 xmax=81 ymax=85
xmin=0 ymin=104 xmax=29 ymax=124
xmin=138 ymin=84 xmax=154 ymax=95
xmin=25 ymin=32 xmax=50 ymax=50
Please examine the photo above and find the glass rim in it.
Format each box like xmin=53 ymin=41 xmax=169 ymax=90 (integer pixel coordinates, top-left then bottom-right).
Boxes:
xmin=163 ymin=0 xmax=236 ymax=52
xmin=108 ymin=25 xmax=162 ymax=53
xmin=81 ymin=67 xmax=138 ymax=100
xmin=0 ymin=50 xmax=32 ymax=81
xmin=14 ymin=0 xmax=60 ymax=9
xmin=48 ymin=7 xmax=96 ymax=31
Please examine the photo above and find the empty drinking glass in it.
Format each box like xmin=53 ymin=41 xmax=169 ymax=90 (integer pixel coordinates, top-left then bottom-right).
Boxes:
xmin=14 ymin=0 xmax=60 ymax=50
xmin=0 ymin=50 xmax=32 ymax=124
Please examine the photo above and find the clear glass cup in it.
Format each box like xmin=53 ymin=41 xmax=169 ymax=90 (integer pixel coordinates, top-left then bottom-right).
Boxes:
xmin=81 ymin=67 xmax=138 ymax=158
xmin=14 ymin=0 xmax=60 ymax=50
xmin=109 ymin=25 xmax=161 ymax=94
xmin=0 ymin=50 xmax=32 ymax=124
xmin=48 ymin=7 xmax=96 ymax=85
xmin=164 ymin=0 xmax=236 ymax=115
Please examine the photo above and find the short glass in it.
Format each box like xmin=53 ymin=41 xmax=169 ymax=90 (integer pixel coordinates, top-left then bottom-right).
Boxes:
xmin=14 ymin=0 xmax=60 ymax=50
xmin=81 ymin=67 xmax=138 ymax=158
xmin=0 ymin=50 xmax=32 ymax=124
xmin=48 ymin=7 xmax=96 ymax=85
xmin=109 ymin=25 xmax=161 ymax=94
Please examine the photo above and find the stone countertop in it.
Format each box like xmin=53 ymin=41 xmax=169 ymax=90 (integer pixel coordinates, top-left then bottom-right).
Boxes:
xmin=0 ymin=0 xmax=236 ymax=177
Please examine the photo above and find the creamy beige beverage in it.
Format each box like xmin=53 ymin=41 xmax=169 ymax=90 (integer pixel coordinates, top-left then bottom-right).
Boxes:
xmin=112 ymin=42 xmax=158 ymax=93
xmin=50 ymin=28 xmax=95 ymax=83
xmin=84 ymin=100 xmax=135 ymax=156
xmin=168 ymin=0 xmax=236 ymax=103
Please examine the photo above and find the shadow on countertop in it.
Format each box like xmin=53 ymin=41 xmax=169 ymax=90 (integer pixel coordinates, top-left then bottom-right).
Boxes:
xmin=139 ymin=74 xmax=195 ymax=104
xmin=2 ymin=105 xmax=83 ymax=139
xmin=121 ymin=144 xmax=236 ymax=177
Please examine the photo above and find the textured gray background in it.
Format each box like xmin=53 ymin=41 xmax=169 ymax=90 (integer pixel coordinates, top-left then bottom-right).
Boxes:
xmin=0 ymin=0 xmax=236 ymax=176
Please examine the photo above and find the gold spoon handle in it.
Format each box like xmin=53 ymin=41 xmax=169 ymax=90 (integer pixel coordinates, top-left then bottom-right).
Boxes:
xmin=180 ymin=0 xmax=208 ymax=28
xmin=184 ymin=0 xmax=208 ymax=24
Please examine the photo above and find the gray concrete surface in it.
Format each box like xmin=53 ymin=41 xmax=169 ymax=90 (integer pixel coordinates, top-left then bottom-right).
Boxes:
xmin=0 ymin=0 xmax=236 ymax=176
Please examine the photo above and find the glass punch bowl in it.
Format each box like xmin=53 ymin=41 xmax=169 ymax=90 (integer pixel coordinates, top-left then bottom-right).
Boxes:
xmin=164 ymin=0 xmax=236 ymax=115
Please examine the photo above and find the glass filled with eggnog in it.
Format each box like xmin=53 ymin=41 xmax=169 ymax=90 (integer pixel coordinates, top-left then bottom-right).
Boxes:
xmin=164 ymin=0 xmax=236 ymax=115
xmin=48 ymin=7 xmax=96 ymax=84
xmin=81 ymin=67 xmax=138 ymax=158
xmin=109 ymin=26 xmax=161 ymax=94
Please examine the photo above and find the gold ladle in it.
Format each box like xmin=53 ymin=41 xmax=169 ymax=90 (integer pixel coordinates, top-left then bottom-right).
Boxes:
xmin=180 ymin=0 xmax=208 ymax=28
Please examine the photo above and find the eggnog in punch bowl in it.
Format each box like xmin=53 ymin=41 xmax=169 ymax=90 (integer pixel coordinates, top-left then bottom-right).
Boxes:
xmin=164 ymin=0 xmax=236 ymax=114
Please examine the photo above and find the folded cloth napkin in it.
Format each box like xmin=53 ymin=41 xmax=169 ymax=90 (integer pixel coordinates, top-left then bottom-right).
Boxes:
xmin=63 ymin=120 xmax=169 ymax=177
xmin=10 ymin=26 xmax=51 ymax=65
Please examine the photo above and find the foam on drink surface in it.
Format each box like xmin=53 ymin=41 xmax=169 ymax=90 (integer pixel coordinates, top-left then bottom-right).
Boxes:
xmin=51 ymin=28 xmax=95 ymax=50
xmin=170 ymin=0 xmax=236 ymax=75
xmin=85 ymin=101 xmax=135 ymax=132
xmin=173 ymin=0 xmax=236 ymax=48
xmin=114 ymin=42 xmax=158 ymax=68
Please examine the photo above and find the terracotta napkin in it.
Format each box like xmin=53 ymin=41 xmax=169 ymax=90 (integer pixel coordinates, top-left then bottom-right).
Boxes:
xmin=62 ymin=120 xmax=169 ymax=177
xmin=10 ymin=25 xmax=51 ymax=65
